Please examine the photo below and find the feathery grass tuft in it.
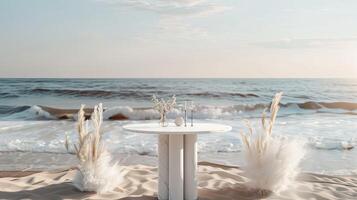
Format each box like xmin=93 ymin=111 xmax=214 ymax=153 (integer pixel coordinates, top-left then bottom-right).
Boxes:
xmin=65 ymin=103 xmax=123 ymax=194
xmin=240 ymin=92 xmax=305 ymax=193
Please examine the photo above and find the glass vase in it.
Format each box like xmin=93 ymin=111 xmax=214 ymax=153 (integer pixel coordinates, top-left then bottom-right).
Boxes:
xmin=159 ymin=111 xmax=168 ymax=127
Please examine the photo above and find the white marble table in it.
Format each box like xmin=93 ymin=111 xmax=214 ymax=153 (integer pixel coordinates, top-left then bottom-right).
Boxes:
xmin=123 ymin=123 xmax=232 ymax=200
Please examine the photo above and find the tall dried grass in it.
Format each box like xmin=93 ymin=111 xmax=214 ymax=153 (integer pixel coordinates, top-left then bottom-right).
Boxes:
xmin=65 ymin=103 xmax=123 ymax=193
xmin=240 ymin=92 xmax=305 ymax=193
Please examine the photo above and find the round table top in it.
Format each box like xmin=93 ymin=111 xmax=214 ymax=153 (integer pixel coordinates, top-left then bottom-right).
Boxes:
xmin=122 ymin=123 xmax=232 ymax=135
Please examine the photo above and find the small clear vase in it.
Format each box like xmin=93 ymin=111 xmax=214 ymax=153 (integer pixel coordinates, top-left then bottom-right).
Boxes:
xmin=159 ymin=111 xmax=168 ymax=127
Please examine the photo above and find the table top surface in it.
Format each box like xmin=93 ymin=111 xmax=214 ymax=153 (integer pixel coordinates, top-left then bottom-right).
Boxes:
xmin=122 ymin=123 xmax=232 ymax=135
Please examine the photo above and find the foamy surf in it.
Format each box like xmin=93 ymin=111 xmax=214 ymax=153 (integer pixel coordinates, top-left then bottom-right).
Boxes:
xmin=0 ymin=120 xmax=354 ymax=154
xmin=1 ymin=105 xmax=56 ymax=120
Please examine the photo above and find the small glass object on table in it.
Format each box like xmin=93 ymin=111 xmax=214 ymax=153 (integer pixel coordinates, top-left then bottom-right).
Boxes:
xmin=187 ymin=100 xmax=195 ymax=127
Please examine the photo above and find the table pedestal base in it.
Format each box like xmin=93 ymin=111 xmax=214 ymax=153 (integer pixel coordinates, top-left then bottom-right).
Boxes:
xmin=184 ymin=134 xmax=197 ymax=200
xmin=158 ymin=135 xmax=169 ymax=200
xmin=169 ymin=135 xmax=184 ymax=200
xmin=158 ymin=134 xmax=198 ymax=200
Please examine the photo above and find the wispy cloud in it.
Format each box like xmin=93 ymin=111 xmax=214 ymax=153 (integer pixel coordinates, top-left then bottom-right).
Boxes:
xmin=97 ymin=0 xmax=230 ymax=41
xmin=253 ymin=37 xmax=357 ymax=49
xmin=100 ymin=0 xmax=230 ymax=16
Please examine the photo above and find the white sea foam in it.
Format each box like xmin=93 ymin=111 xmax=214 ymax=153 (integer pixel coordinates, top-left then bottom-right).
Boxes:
xmin=309 ymin=137 xmax=355 ymax=150
xmin=2 ymin=105 xmax=55 ymax=120
xmin=0 ymin=114 xmax=356 ymax=174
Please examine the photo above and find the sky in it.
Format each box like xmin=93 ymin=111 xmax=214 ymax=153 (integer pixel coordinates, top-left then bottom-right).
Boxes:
xmin=0 ymin=0 xmax=357 ymax=78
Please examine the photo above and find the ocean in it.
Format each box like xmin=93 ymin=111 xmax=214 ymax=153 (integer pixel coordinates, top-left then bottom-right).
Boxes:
xmin=0 ymin=78 xmax=356 ymax=174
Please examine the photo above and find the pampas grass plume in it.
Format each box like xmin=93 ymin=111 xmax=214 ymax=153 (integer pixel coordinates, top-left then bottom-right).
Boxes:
xmin=240 ymin=92 xmax=305 ymax=193
xmin=66 ymin=103 xmax=123 ymax=193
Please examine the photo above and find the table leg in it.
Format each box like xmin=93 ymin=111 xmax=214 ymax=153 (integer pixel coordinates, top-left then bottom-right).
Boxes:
xmin=184 ymin=134 xmax=198 ymax=200
xmin=158 ymin=135 xmax=169 ymax=200
xmin=169 ymin=135 xmax=184 ymax=200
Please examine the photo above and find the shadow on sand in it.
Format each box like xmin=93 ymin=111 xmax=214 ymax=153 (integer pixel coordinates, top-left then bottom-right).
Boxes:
xmin=0 ymin=182 xmax=270 ymax=200
xmin=0 ymin=181 xmax=271 ymax=200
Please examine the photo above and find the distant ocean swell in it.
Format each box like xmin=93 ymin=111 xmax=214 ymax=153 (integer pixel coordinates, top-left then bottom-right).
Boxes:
xmin=1 ymin=88 xmax=261 ymax=99
xmin=1 ymin=101 xmax=357 ymax=120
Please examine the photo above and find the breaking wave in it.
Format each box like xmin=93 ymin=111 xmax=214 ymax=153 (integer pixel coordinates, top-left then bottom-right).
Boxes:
xmin=0 ymin=105 xmax=56 ymax=120
xmin=296 ymin=101 xmax=357 ymax=111
xmin=1 ymin=101 xmax=357 ymax=120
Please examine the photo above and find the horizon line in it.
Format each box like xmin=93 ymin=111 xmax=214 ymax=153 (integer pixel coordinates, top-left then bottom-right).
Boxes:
xmin=0 ymin=77 xmax=356 ymax=79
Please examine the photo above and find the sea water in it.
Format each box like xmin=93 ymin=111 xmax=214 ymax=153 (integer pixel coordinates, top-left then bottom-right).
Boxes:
xmin=0 ymin=78 xmax=356 ymax=174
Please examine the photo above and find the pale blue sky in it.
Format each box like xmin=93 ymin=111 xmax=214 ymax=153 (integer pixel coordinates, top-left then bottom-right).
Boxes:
xmin=0 ymin=0 xmax=357 ymax=78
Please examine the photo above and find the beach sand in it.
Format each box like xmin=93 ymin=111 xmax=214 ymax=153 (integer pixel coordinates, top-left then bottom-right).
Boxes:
xmin=0 ymin=162 xmax=356 ymax=200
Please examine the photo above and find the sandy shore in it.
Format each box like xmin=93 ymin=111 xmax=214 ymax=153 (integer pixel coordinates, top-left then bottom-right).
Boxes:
xmin=0 ymin=162 xmax=356 ymax=200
